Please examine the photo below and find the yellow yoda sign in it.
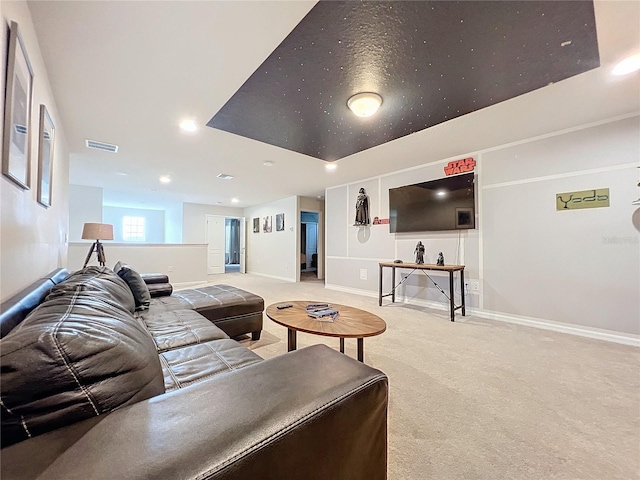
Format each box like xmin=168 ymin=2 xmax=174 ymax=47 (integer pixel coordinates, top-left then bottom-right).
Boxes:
xmin=556 ymin=188 xmax=609 ymax=210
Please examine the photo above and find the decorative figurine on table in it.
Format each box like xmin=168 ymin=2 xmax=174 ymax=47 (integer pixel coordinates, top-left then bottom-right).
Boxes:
xmin=354 ymin=187 xmax=370 ymax=226
xmin=436 ymin=252 xmax=445 ymax=266
xmin=414 ymin=241 xmax=425 ymax=264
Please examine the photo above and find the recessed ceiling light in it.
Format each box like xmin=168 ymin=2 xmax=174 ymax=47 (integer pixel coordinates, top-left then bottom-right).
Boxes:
xmin=159 ymin=175 xmax=171 ymax=184
xmin=179 ymin=119 xmax=198 ymax=132
xmin=231 ymin=198 xmax=239 ymax=203
xmin=612 ymin=55 xmax=640 ymax=76
xmin=263 ymin=161 xmax=274 ymax=167
xmin=325 ymin=163 xmax=337 ymax=171
xmin=347 ymin=92 xmax=383 ymax=117
xmin=437 ymin=190 xmax=447 ymax=197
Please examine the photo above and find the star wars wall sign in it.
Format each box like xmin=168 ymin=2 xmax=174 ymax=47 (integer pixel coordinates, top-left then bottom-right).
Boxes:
xmin=444 ymin=157 xmax=476 ymax=176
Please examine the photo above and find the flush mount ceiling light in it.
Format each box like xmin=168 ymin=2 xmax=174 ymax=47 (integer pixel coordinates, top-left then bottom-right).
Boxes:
xmin=325 ymin=163 xmax=337 ymax=171
xmin=612 ymin=55 xmax=640 ymax=75
xmin=231 ymin=198 xmax=239 ymax=203
xmin=263 ymin=161 xmax=274 ymax=167
xmin=159 ymin=175 xmax=171 ymax=184
xmin=179 ymin=119 xmax=198 ymax=132
xmin=347 ymin=92 xmax=382 ymax=117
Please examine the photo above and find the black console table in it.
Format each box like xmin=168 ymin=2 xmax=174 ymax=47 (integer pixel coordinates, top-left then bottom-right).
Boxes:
xmin=378 ymin=262 xmax=466 ymax=322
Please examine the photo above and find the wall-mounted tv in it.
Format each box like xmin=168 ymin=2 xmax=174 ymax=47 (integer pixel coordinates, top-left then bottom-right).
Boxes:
xmin=389 ymin=172 xmax=476 ymax=233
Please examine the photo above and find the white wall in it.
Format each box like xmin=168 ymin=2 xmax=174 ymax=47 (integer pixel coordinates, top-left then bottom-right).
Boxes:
xmin=164 ymin=202 xmax=183 ymax=244
xmin=183 ymin=202 xmax=244 ymax=244
xmin=0 ymin=2 xmax=69 ymax=301
xmin=325 ymin=115 xmax=640 ymax=338
xmin=68 ymin=184 xmax=103 ymax=241
xmin=245 ymin=196 xmax=298 ymax=281
xmin=103 ymin=206 xmax=165 ymax=243
xmin=68 ymin=242 xmax=207 ymax=285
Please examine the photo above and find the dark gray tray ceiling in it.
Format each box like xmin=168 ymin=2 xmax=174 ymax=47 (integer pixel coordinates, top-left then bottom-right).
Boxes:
xmin=208 ymin=1 xmax=599 ymax=161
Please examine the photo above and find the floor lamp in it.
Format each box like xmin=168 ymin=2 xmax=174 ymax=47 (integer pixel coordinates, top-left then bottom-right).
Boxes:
xmin=82 ymin=223 xmax=114 ymax=268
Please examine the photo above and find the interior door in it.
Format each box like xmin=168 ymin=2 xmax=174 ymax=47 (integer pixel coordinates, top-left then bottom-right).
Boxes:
xmin=306 ymin=223 xmax=318 ymax=269
xmin=206 ymin=215 xmax=225 ymax=274
xmin=239 ymin=217 xmax=246 ymax=274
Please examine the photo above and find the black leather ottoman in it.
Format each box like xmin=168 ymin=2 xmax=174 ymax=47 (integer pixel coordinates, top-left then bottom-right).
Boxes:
xmin=149 ymin=285 xmax=264 ymax=340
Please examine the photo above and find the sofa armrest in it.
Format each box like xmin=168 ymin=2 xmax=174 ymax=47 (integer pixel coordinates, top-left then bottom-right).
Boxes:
xmin=140 ymin=273 xmax=173 ymax=297
xmin=140 ymin=273 xmax=170 ymax=285
xmin=1 ymin=345 xmax=388 ymax=480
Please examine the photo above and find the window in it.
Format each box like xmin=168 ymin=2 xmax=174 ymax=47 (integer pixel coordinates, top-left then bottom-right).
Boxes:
xmin=123 ymin=216 xmax=145 ymax=241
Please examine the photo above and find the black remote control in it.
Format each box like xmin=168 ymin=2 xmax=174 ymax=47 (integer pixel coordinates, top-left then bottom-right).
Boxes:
xmin=277 ymin=304 xmax=293 ymax=310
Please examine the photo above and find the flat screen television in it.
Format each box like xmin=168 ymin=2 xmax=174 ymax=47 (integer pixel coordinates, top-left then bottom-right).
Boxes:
xmin=389 ymin=172 xmax=475 ymax=233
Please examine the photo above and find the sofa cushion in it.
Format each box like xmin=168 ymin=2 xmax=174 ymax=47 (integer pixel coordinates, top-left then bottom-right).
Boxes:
xmin=138 ymin=309 xmax=229 ymax=353
xmin=0 ymin=267 xmax=164 ymax=448
xmin=117 ymin=265 xmax=151 ymax=311
xmin=160 ymin=339 xmax=262 ymax=391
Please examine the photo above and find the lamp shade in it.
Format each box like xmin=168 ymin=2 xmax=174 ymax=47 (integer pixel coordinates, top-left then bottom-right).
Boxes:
xmin=81 ymin=223 xmax=114 ymax=241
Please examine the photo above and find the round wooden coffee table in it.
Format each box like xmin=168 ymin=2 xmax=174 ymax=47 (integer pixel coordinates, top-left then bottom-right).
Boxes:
xmin=265 ymin=301 xmax=386 ymax=363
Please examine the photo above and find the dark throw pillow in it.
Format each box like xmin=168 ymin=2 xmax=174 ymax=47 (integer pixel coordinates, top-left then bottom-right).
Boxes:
xmin=117 ymin=265 xmax=151 ymax=311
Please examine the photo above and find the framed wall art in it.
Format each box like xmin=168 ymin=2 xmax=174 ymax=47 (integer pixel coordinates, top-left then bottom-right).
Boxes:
xmin=276 ymin=213 xmax=285 ymax=231
xmin=2 ymin=21 xmax=34 ymax=190
xmin=253 ymin=217 xmax=260 ymax=233
xmin=37 ymin=105 xmax=55 ymax=207
xmin=263 ymin=216 xmax=272 ymax=233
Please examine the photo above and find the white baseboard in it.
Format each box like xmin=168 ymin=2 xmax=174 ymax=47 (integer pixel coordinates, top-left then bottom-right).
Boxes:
xmin=249 ymin=271 xmax=296 ymax=283
xmin=324 ymin=283 xmax=379 ymax=298
xmin=324 ymin=283 xmax=640 ymax=347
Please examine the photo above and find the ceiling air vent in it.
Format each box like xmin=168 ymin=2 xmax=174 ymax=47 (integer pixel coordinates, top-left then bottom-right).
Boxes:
xmin=217 ymin=173 xmax=234 ymax=180
xmin=85 ymin=139 xmax=119 ymax=153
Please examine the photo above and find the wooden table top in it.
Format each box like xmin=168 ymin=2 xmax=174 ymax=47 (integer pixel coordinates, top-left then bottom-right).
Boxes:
xmin=379 ymin=261 xmax=465 ymax=271
xmin=266 ymin=301 xmax=387 ymax=339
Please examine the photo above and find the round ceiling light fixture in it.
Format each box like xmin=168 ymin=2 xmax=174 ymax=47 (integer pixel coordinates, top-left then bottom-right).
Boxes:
xmin=612 ymin=55 xmax=640 ymax=76
xmin=159 ymin=175 xmax=171 ymax=184
xmin=347 ymin=92 xmax=383 ymax=117
xmin=179 ymin=119 xmax=198 ymax=132
xmin=325 ymin=163 xmax=337 ymax=171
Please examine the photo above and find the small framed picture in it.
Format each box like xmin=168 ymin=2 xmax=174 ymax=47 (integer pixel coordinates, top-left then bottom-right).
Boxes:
xmin=276 ymin=213 xmax=285 ymax=231
xmin=37 ymin=105 xmax=55 ymax=207
xmin=253 ymin=217 xmax=260 ymax=233
xmin=263 ymin=216 xmax=272 ymax=233
xmin=2 ymin=21 xmax=34 ymax=190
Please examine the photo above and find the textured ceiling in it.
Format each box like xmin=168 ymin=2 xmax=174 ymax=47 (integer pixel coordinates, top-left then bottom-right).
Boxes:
xmin=208 ymin=1 xmax=600 ymax=161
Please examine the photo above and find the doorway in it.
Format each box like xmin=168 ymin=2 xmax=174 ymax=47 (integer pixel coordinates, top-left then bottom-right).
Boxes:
xmin=206 ymin=215 xmax=246 ymax=275
xmin=225 ymin=218 xmax=241 ymax=273
xmin=300 ymin=211 xmax=319 ymax=281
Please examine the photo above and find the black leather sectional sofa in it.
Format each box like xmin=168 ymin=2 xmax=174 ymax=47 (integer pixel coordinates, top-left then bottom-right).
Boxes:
xmin=0 ymin=266 xmax=388 ymax=479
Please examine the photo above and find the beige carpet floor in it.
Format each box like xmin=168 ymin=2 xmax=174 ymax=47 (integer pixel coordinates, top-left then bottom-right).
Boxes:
xmin=197 ymin=273 xmax=640 ymax=480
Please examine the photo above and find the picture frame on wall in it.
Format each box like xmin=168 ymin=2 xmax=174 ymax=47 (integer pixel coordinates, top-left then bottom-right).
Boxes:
xmin=2 ymin=21 xmax=34 ymax=190
xmin=253 ymin=217 xmax=260 ymax=233
xmin=37 ymin=105 xmax=55 ymax=207
xmin=263 ymin=216 xmax=272 ymax=233
xmin=276 ymin=213 xmax=285 ymax=231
